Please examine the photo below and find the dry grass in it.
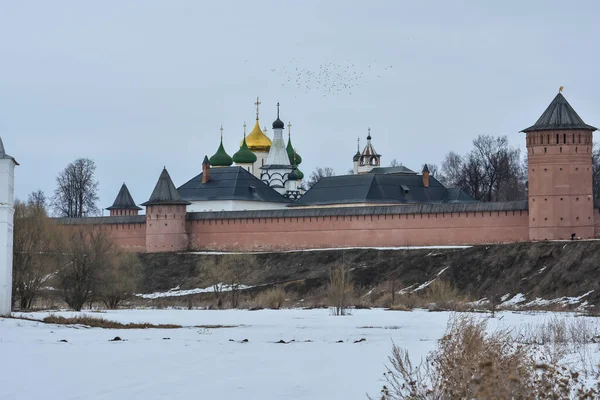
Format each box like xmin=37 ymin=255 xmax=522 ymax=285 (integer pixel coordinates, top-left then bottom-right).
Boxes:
xmin=42 ymin=315 xmax=182 ymax=329
xmin=372 ymin=315 xmax=600 ymax=400
xmin=253 ymin=287 xmax=286 ymax=309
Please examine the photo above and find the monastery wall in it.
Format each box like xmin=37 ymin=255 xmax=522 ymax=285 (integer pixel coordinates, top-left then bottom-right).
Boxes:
xmin=187 ymin=209 xmax=530 ymax=251
xmin=57 ymin=216 xmax=146 ymax=252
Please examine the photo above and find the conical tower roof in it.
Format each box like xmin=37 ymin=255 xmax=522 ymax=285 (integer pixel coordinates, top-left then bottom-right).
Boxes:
xmin=141 ymin=167 xmax=190 ymax=206
xmin=106 ymin=183 xmax=142 ymax=210
xmin=209 ymin=138 xmax=233 ymax=167
xmin=522 ymin=92 xmax=597 ymax=132
xmin=233 ymin=136 xmax=257 ymax=164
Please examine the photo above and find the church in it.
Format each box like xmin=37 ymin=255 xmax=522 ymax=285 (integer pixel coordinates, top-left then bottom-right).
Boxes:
xmin=126 ymin=97 xmax=472 ymax=214
xmin=54 ymin=90 xmax=599 ymax=252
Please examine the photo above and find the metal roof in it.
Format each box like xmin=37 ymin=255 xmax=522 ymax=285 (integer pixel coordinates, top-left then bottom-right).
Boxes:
xmin=56 ymin=215 xmax=146 ymax=225
xmin=177 ymin=166 xmax=290 ymax=203
xmin=368 ymin=166 xmax=416 ymax=175
xmin=188 ymin=200 xmax=528 ymax=220
xmin=141 ymin=168 xmax=191 ymax=206
xmin=522 ymin=92 xmax=597 ymax=132
xmin=291 ymin=173 xmax=476 ymax=207
xmin=106 ymin=183 xmax=142 ymax=210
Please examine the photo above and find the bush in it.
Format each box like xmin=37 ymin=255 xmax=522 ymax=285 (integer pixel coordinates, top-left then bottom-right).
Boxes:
xmin=327 ymin=264 xmax=353 ymax=316
xmin=254 ymin=288 xmax=286 ymax=309
xmin=43 ymin=315 xmax=181 ymax=329
xmin=372 ymin=315 xmax=600 ymax=399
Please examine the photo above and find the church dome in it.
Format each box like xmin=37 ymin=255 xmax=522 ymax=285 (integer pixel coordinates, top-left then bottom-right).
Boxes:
xmin=286 ymin=137 xmax=302 ymax=165
xmin=273 ymin=118 xmax=284 ymax=129
xmin=243 ymin=120 xmax=272 ymax=152
xmin=353 ymin=151 xmax=360 ymax=162
xmin=233 ymin=136 xmax=257 ymax=164
xmin=209 ymin=139 xmax=233 ymax=167
xmin=295 ymin=168 xmax=304 ymax=180
xmin=288 ymin=169 xmax=299 ymax=181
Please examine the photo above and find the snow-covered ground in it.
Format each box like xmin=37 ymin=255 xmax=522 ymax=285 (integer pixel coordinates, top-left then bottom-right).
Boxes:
xmin=1 ymin=309 xmax=598 ymax=400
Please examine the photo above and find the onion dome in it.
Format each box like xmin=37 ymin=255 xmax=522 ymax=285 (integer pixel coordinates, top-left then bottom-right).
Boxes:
xmin=273 ymin=102 xmax=285 ymax=129
xmin=233 ymin=136 xmax=257 ymax=164
xmin=243 ymin=120 xmax=272 ymax=152
xmin=209 ymin=138 xmax=233 ymax=167
xmin=288 ymin=169 xmax=299 ymax=181
xmin=295 ymin=168 xmax=304 ymax=180
xmin=353 ymin=151 xmax=360 ymax=162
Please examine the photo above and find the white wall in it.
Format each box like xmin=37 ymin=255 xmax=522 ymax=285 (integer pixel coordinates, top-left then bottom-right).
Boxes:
xmin=0 ymin=159 xmax=15 ymax=315
xmin=187 ymin=200 xmax=288 ymax=212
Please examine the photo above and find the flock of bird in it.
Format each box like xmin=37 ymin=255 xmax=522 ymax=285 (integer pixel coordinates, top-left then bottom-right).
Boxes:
xmin=270 ymin=59 xmax=394 ymax=97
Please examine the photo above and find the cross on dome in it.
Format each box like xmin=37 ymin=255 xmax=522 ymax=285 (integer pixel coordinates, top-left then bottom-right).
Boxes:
xmin=288 ymin=121 xmax=292 ymax=136
xmin=255 ymin=97 xmax=261 ymax=120
xmin=243 ymin=121 xmax=247 ymax=136
xmin=220 ymin=125 xmax=224 ymax=139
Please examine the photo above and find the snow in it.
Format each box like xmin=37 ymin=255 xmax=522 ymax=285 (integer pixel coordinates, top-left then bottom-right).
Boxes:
xmin=1 ymin=309 xmax=598 ymax=400
xmin=137 ymin=283 xmax=254 ymax=299
xmin=501 ymin=293 xmax=527 ymax=306
xmin=185 ymin=245 xmax=471 ymax=255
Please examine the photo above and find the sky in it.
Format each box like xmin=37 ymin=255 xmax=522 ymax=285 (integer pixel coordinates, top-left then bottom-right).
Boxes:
xmin=1 ymin=1 xmax=600 ymax=213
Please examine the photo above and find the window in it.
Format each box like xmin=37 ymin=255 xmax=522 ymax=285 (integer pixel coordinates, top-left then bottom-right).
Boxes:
xmin=556 ymin=134 xmax=559 ymax=144
xmin=563 ymin=134 xmax=566 ymax=143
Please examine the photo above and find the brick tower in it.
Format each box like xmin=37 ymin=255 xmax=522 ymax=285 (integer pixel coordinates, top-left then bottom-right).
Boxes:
xmin=141 ymin=167 xmax=190 ymax=252
xmin=106 ymin=183 xmax=142 ymax=216
xmin=523 ymin=90 xmax=597 ymax=240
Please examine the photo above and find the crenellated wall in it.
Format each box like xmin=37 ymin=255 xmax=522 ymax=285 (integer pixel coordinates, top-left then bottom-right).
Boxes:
xmin=57 ymin=216 xmax=146 ymax=252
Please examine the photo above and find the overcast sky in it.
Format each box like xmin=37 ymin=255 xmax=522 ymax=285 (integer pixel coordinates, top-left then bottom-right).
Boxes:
xmin=1 ymin=1 xmax=599 ymax=213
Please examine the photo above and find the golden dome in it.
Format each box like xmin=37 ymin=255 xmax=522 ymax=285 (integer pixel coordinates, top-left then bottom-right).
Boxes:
xmin=242 ymin=120 xmax=271 ymax=152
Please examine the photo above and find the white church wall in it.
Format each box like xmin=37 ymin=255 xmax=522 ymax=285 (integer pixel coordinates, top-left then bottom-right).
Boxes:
xmin=0 ymin=159 xmax=15 ymax=315
xmin=187 ymin=200 xmax=288 ymax=213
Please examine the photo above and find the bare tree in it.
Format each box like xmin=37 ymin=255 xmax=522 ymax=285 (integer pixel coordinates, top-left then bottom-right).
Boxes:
xmin=12 ymin=195 xmax=63 ymax=310
xmin=327 ymin=262 xmax=353 ymax=316
xmin=52 ymin=158 xmax=100 ymax=217
xmin=307 ymin=167 xmax=335 ymax=188
xmin=592 ymin=143 xmax=600 ymax=200
xmin=440 ymin=135 xmax=526 ymax=201
xmin=98 ymin=252 xmax=142 ymax=309
xmin=389 ymin=159 xmax=401 ymax=167
xmin=201 ymin=255 xmax=248 ymax=308
xmin=58 ymin=227 xmax=115 ymax=311
xmin=201 ymin=258 xmax=225 ymax=308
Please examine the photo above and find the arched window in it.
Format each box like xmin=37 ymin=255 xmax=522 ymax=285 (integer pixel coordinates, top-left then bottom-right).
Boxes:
xmin=563 ymin=134 xmax=566 ymax=144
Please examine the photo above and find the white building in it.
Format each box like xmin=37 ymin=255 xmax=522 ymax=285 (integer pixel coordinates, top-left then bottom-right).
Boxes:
xmin=0 ymin=137 xmax=17 ymax=315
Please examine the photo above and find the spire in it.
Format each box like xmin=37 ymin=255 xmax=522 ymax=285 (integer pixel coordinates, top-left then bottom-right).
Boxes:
xmin=273 ymin=102 xmax=284 ymax=129
xmin=243 ymin=121 xmax=247 ymax=136
xmin=522 ymin=91 xmax=597 ymax=132
xmin=353 ymin=137 xmax=361 ymax=162
xmin=367 ymin=127 xmax=372 ymax=141
xmin=106 ymin=183 xmax=142 ymax=210
xmin=141 ymin=168 xmax=190 ymax=206
xmin=422 ymin=164 xmax=430 ymax=173
xmin=202 ymin=155 xmax=210 ymax=166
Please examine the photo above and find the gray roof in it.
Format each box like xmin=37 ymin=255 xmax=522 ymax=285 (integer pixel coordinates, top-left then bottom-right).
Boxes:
xmin=107 ymin=183 xmax=142 ymax=210
xmin=188 ymin=200 xmax=528 ymax=220
xmin=522 ymin=92 xmax=597 ymax=132
xmin=141 ymin=168 xmax=191 ymax=206
xmin=0 ymin=137 xmax=18 ymax=165
xmin=368 ymin=166 xmax=416 ymax=175
xmin=292 ymin=173 xmax=475 ymax=207
xmin=177 ymin=166 xmax=290 ymax=203
xmin=56 ymin=215 xmax=146 ymax=225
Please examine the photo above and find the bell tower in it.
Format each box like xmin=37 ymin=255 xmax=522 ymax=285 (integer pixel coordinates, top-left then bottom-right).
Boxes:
xmin=524 ymin=89 xmax=597 ymax=240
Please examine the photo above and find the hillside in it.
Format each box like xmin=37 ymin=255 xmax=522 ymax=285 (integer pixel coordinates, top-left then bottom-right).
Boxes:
xmin=137 ymin=241 xmax=600 ymax=307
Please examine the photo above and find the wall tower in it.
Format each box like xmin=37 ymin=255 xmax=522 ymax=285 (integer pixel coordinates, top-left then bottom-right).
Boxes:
xmin=106 ymin=183 xmax=142 ymax=216
xmin=524 ymin=90 xmax=597 ymax=240
xmin=141 ymin=167 xmax=191 ymax=252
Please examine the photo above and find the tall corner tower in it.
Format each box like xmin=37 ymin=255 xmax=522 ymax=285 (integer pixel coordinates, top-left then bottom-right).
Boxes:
xmin=0 ymin=137 xmax=17 ymax=315
xmin=524 ymin=90 xmax=597 ymax=240
xmin=141 ymin=167 xmax=191 ymax=252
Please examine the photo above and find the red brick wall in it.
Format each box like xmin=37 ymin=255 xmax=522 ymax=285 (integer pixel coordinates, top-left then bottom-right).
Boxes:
xmin=60 ymin=222 xmax=146 ymax=252
xmin=187 ymin=210 xmax=530 ymax=251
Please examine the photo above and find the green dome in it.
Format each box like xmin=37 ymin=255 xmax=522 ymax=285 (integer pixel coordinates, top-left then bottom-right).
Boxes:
xmin=233 ymin=136 xmax=257 ymax=164
xmin=295 ymin=167 xmax=304 ymax=180
xmin=286 ymin=137 xmax=302 ymax=165
xmin=209 ymin=139 xmax=233 ymax=167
